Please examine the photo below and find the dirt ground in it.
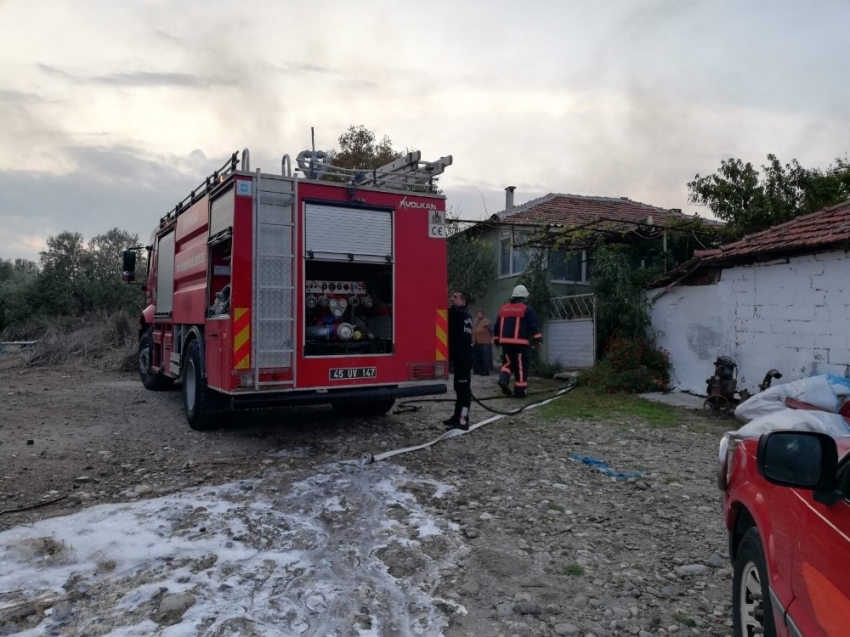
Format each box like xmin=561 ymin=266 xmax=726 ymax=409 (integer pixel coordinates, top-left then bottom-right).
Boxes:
xmin=0 ymin=356 xmax=735 ymax=637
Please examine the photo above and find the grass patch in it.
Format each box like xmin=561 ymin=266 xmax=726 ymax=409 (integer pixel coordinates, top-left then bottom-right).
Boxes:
xmin=548 ymin=504 xmax=566 ymax=513
xmin=563 ymin=564 xmax=584 ymax=576
xmin=537 ymin=386 xmax=679 ymax=428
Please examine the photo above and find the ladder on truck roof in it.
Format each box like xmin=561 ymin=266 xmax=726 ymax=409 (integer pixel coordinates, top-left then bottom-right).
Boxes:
xmin=294 ymin=150 xmax=452 ymax=192
xmin=158 ymin=145 xmax=452 ymax=227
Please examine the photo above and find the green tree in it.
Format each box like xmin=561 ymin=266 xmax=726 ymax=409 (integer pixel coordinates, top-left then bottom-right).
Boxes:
xmin=0 ymin=258 xmax=39 ymax=331
xmin=446 ymin=213 xmax=495 ymax=301
xmin=688 ymin=154 xmax=850 ymax=241
xmin=591 ymin=243 xmax=651 ymax=354
xmin=36 ymin=231 xmax=93 ymax=315
xmin=327 ymin=125 xmax=403 ymax=169
xmin=86 ymin=228 xmax=146 ymax=313
xmin=517 ymin=248 xmax=551 ymax=318
xmin=0 ymin=229 xmax=146 ymax=332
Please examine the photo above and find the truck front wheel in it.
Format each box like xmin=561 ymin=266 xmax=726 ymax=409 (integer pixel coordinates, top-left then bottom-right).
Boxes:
xmin=139 ymin=329 xmax=173 ymax=391
xmin=183 ymin=339 xmax=225 ymax=431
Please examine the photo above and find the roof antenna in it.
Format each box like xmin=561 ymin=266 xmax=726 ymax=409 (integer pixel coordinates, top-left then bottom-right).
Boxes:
xmin=311 ymin=126 xmax=316 ymax=153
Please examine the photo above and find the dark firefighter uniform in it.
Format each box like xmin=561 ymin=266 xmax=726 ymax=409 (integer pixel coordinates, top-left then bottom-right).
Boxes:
xmin=493 ymin=285 xmax=542 ymax=399
xmin=446 ymin=298 xmax=473 ymax=428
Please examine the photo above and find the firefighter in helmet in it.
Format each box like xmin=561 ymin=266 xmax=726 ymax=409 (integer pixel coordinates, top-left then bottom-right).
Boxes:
xmin=493 ymin=284 xmax=542 ymax=399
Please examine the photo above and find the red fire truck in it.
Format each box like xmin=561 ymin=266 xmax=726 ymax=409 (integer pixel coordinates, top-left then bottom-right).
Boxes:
xmin=122 ymin=148 xmax=452 ymax=430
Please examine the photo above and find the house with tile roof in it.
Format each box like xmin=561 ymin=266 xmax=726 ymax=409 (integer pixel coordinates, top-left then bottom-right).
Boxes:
xmin=647 ymin=200 xmax=850 ymax=394
xmin=460 ymin=189 xmax=698 ymax=368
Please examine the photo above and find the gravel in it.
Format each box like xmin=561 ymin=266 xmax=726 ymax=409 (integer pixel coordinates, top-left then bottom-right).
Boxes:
xmin=0 ymin=361 xmax=734 ymax=636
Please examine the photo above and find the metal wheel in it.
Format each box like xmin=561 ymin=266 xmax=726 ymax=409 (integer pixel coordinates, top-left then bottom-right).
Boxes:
xmin=733 ymin=527 xmax=776 ymax=637
xmin=138 ymin=346 xmax=151 ymax=377
xmin=138 ymin=329 xmax=172 ymax=391
xmin=704 ymin=394 xmax=732 ymax=417
xmin=738 ymin=561 xmax=765 ymax=636
xmin=184 ymin=356 xmax=197 ymax=414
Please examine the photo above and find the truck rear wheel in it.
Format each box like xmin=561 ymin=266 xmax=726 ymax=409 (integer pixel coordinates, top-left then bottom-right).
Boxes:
xmin=139 ymin=329 xmax=173 ymax=391
xmin=332 ymin=399 xmax=395 ymax=417
xmin=183 ymin=339 xmax=226 ymax=431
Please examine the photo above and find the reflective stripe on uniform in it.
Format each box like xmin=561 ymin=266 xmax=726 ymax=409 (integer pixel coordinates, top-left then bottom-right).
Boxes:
xmin=499 ymin=337 xmax=530 ymax=345
xmin=516 ymin=352 xmax=527 ymax=387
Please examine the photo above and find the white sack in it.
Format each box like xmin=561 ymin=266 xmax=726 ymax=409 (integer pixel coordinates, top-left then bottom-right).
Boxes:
xmin=736 ymin=409 xmax=850 ymax=438
xmin=734 ymin=374 xmax=850 ymax=424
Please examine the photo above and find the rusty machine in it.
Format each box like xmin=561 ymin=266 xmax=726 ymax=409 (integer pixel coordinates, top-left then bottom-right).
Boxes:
xmin=704 ymin=356 xmax=782 ymax=417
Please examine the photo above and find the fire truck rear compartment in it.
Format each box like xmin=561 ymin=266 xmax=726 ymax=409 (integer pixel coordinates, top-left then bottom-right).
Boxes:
xmin=302 ymin=202 xmax=394 ymax=358
xmin=303 ymin=261 xmax=393 ymax=357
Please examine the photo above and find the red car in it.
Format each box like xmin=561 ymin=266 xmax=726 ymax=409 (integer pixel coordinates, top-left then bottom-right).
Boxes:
xmin=718 ymin=429 xmax=850 ymax=636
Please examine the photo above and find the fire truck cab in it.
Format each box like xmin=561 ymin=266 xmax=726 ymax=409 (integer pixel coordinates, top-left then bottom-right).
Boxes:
xmin=123 ymin=148 xmax=452 ymax=430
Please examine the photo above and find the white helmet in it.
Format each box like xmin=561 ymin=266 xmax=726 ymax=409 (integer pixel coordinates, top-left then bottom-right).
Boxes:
xmin=512 ymin=284 xmax=529 ymax=299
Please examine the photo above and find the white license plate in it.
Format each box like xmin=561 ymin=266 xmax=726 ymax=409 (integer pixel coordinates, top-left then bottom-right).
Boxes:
xmin=329 ymin=367 xmax=377 ymax=380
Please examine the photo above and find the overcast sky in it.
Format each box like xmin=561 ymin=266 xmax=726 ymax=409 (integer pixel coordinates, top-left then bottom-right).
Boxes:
xmin=2 ymin=0 xmax=849 ymax=262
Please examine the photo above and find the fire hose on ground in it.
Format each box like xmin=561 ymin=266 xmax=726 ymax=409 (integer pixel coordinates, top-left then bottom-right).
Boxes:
xmin=359 ymin=382 xmax=575 ymax=465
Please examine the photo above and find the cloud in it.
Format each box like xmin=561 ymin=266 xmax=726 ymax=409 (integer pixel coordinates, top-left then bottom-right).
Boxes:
xmin=37 ymin=63 xmax=235 ymax=89
xmin=277 ymin=62 xmax=338 ymax=75
xmin=35 ymin=63 xmax=77 ymax=81
xmin=0 ymin=146 xmax=223 ymax=261
xmin=93 ymin=71 xmax=235 ymax=88
xmin=0 ymin=89 xmax=43 ymax=104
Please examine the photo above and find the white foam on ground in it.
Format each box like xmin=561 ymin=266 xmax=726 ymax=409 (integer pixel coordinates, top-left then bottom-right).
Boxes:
xmin=0 ymin=462 xmax=464 ymax=636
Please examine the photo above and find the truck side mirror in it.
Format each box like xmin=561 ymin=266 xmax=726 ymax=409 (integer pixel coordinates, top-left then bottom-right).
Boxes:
xmin=122 ymin=250 xmax=136 ymax=282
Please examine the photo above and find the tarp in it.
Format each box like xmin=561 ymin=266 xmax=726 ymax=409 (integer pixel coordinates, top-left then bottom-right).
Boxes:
xmin=734 ymin=374 xmax=850 ymax=424
xmin=736 ymin=408 xmax=850 ymax=438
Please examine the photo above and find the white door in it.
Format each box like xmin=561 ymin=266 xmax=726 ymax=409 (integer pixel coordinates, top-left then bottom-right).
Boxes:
xmin=547 ymin=319 xmax=595 ymax=368
xmin=547 ymin=294 xmax=596 ymax=368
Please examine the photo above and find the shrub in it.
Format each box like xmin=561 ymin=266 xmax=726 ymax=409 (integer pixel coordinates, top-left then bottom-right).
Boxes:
xmin=578 ymin=336 xmax=670 ymax=393
xmin=531 ymin=357 xmax=563 ymax=379
xmin=25 ymin=311 xmax=137 ymax=370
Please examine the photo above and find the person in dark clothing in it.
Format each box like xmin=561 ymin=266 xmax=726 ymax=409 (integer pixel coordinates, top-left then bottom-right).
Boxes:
xmin=444 ymin=290 xmax=473 ymax=430
xmin=493 ymin=284 xmax=542 ymax=399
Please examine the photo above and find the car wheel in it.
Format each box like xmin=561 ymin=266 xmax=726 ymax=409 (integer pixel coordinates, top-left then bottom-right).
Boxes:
xmin=139 ymin=329 xmax=173 ymax=391
xmin=183 ymin=339 xmax=226 ymax=431
xmin=733 ymin=527 xmax=777 ymax=637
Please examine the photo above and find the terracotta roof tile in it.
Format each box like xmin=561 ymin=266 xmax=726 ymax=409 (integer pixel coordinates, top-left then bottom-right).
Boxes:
xmin=701 ymin=200 xmax=850 ymax=263
xmin=647 ymin=200 xmax=850 ymax=289
xmin=497 ymin=193 xmax=688 ymax=227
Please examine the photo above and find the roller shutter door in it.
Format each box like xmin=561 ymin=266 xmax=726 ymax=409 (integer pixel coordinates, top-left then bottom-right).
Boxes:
xmin=305 ymin=204 xmax=392 ymax=262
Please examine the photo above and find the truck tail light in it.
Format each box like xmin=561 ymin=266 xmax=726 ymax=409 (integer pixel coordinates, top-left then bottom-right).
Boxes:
xmin=408 ymin=363 xmax=448 ymax=381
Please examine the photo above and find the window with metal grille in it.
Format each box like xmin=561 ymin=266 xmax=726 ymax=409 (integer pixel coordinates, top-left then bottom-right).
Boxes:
xmin=549 ymin=249 xmax=589 ymax=283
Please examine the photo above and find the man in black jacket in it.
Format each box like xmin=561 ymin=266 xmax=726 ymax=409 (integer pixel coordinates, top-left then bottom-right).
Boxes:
xmin=444 ymin=290 xmax=473 ymax=430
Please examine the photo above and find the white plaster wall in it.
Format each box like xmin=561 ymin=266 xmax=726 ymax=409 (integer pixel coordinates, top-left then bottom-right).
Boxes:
xmin=648 ymin=250 xmax=850 ymax=395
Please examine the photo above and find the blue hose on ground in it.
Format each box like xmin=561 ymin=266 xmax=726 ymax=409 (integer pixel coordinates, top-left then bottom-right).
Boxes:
xmin=569 ymin=453 xmax=644 ymax=480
